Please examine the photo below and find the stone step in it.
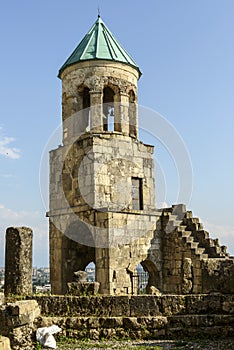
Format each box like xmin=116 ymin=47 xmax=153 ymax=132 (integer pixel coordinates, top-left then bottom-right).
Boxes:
xmin=189 ymin=242 xmax=199 ymax=250
xmin=168 ymin=214 xmax=180 ymax=222
xmin=184 ymin=211 xmax=193 ymax=219
xmin=207 ymin=238 xmax=215 ymax=247
xmin=195 ymin=247 xmax=206 ymax=255
xmin=195 ymin=230 xmax=209 ymax=240
xmin=184 ymin=236 xmax=194 ymax=243
xmin=221 ymin=245 xmax=227 ymax=254
xmin=190 ymin=217 xmax=200 ymax=224
xmin=165 ymin=221 xmax=182 ymax=233
xmin=172 ymin=203 xmax=187 ymax=215
xmin=206 ymin=245 xmax=227 ymax=258
xmin=200 ymin=253 xmax=209 ymax=259
xmin=179 ymin=231 xmax=192 ymax=238
xmin=177 ymin=225 xmax=187 ymax=232
xmin=34 ymin=314 xmax=234 ymax=340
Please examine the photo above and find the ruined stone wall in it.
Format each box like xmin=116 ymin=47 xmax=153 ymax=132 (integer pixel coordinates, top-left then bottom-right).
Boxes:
xmin=33 ymin=294 xmax=234 ymax=340
xmin=50 ymin=133 xmax=155 ymax=213
xmin=160 ymin=207 xmax=234 ymax=295
xmin=202 ymin=258 xmax=234 ymax=293
xmin=161 ymin=229 xmax=203 ymax=294
xmin=1 ymin=295 xmax=233 ymax=348
xmin=49 ymin=130 xmax=157 ymax=295
xmin=0 ymin=300 xmax=40 ymax=350
xmin=49 ymin=210 xmax=161 ymax=295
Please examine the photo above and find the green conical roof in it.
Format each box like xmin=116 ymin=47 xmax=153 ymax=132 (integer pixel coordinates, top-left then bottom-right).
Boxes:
xmin=58 ymin=16 xmax=141 ymax=78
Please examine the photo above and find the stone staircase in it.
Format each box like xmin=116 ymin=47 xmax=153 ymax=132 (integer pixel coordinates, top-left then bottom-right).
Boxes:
xmin=182 ymin=211 xmax=230 ymax=258
xmin=162 ymin=204 xmax=232 ymax=260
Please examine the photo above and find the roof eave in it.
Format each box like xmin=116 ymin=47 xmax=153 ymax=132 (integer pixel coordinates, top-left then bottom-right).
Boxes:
xmin=58 ymin=58 xmax=142 ymax=80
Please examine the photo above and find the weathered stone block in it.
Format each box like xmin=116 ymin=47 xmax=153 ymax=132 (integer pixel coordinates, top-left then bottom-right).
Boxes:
xmin=6 ymin=300 xmax=40 ymax=327
xmin=0 ymin=336 xmax=11 ymax=350
xmin=67 ymin=282 xmax=100 ymax=296
xmin=161 ymin=295 xmax=186 ymax=316
xmin=202 ymin=259 xmax=234 ymax=293
xmin=130 ymin=296 xmax=161 ymax=317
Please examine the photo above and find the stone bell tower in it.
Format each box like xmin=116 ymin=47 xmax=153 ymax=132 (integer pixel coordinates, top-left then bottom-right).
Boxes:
xmin=48 ymin=16 xmax=159 ymax=295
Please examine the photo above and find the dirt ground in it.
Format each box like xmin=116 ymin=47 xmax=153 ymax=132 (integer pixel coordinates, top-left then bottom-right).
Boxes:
xmin=55 ymin=338 xmax=234 ymax=350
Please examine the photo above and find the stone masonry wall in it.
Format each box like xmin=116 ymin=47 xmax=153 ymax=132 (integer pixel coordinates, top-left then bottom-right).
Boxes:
xmin=0 ymin=300 xmax=40 ymax=350
xmin=202 ymin=258 xmax=234 ymax=293
xmin=50 ymin=133 xmax=155 ymax=213
xmin=33 ymin=294 xmax=234 ymax=340
xmin=49 ymin=131 xmax=157 ymax=295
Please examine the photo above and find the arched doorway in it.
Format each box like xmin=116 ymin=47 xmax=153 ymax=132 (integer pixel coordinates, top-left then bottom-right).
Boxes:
xmin=62 ymin=220 xmax=95 ymax=293
xmin=135 ymin=263 xmax=149 ymax=294
xmin=131 ymin=260 xmax=160 ymax=295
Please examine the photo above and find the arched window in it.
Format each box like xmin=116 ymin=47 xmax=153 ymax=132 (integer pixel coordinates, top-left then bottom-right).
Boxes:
xmin=103 ymin=87 xmax=115 ymax=131
xmin=83 ymin=87 xmax=90 ymax=110
xmin=82 ymin=87 xmax=90 ymax=131
xmin=76 ymin=85 xmax=91 ymax=133
xmin=129 ymin=90 xmax=137 ymax=137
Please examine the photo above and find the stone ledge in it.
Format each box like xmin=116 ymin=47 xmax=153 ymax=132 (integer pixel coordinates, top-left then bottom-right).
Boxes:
xmin=31 ymin=294 xmax=234 ymax=317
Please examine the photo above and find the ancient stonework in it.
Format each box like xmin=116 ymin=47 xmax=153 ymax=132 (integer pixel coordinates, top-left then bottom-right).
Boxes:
xmin=48 ymin=16 xmax=234 ymax=296
xmin=33 ymin=294 xmax=234 ymax=340
xmin=4 ymin=227 xmax=33 ymax=297
xmin=0 ymin=300 xmax=40 ymax=350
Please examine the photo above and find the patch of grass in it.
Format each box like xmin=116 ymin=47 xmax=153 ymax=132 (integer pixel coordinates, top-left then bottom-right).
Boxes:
xmin=56 ymin=339 xmax=163 ymax=349
xmin=34 ymin=341 xmax=43 ymax=350
xmin=57 ymin=335 xmax=78 ymax=345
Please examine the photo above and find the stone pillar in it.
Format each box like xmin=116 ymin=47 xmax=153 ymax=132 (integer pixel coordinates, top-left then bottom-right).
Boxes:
xmin=96 ymin=247 xmax=111 ymax=294
xmin=4 ymin=227 xmax=33 ymax=296
xmin=119 ymin=92 xmax=130 ymax=135
xmin=90 ymin=91 xmax=103 ymax=132
xmin=49 ymin=221 xmax=63 ymax=295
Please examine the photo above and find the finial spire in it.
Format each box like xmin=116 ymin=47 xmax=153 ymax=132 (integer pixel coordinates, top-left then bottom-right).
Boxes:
xmin=98 ymin=6 xmax=101 ymax=18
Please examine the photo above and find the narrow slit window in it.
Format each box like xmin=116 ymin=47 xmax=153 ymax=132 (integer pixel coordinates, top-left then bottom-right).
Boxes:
xmin=132 ymin=177 xmax=143 ymax=210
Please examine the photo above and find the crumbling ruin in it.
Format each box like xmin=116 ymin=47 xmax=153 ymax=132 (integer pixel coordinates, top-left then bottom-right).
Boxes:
xmin=48 ymin=16 xmax=234 ymax=296
xmin=1 ymin=15 xmax=234 ymax=350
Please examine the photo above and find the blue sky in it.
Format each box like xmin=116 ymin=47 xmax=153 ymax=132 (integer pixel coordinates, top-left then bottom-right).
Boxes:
xmin=0 ymin=0 xmax=234 ymax=266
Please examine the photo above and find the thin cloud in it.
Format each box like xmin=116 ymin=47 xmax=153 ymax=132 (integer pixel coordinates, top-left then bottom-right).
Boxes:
xmin=0 ymin=136 xmax=21 ymax=159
